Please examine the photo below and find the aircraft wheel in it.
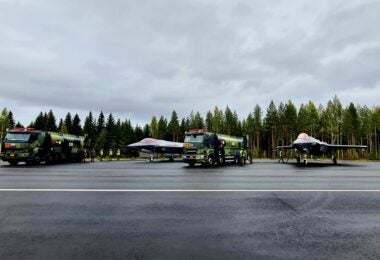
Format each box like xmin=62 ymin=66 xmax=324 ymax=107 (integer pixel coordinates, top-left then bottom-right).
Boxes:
xmin=296 ymin=156 xmax=301 ymax=164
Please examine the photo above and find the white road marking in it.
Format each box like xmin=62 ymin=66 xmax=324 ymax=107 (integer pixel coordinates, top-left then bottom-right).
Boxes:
xmin=0 ymin=189 xmax=380 ymax=192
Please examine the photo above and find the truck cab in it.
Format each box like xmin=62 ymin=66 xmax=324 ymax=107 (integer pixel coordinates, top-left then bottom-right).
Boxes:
xmin=1 ymin=128 xmax=46 ymax=165
xmin=183 ymin=129 xmax=248 ymax=167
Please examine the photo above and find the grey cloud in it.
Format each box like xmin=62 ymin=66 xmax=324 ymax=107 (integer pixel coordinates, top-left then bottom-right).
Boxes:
xmin=0 ymin=0 xmax=379 ymax=125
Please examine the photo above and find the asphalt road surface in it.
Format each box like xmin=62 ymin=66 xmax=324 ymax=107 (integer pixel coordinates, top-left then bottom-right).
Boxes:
xmin=0 ymin=160 xmax=380 ymax=259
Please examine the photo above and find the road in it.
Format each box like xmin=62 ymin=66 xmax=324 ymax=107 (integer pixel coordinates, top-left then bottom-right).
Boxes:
xmin=0 ymin=160 xmax=380 ymax=259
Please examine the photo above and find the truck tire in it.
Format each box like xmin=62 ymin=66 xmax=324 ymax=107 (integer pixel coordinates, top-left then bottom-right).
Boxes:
xmin=33 ymin=155 xmax=41 ymax=165
xmin=238 ymin=156 xmax=243 ymax=166
xmin=188 ymin=161 xmax=195 ymax=167
xmin=208 ymin=156 xmax=214 ymax=167
xmin=8 ymin=160 xmax=18 ymax=166
xmin=45 ymin=154 xmax=55 ymax=165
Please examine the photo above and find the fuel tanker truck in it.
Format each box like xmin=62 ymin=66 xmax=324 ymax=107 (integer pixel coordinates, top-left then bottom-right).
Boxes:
xmin=182 ymin=129 xmax=251 ymax=167
xmin=1 ymin=128 xmax=87 ymax=165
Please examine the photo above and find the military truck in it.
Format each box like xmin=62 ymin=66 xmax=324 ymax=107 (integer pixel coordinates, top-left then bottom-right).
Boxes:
xmin=182 ymin=129 xmax=250 ymax=167
xmin=1 ymin=128 xmax=87 ymax=165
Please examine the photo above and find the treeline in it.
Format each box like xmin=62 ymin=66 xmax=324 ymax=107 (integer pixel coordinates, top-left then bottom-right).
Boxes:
xmin=1 ymin=96 xmax=380 ymax=159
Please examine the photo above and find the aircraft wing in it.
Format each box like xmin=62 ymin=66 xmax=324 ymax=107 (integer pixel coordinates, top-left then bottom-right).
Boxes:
xmin=275 ymin=145 xmax=293 ymax=150
xmin=326 ymin=144 xmax=367 ymax=150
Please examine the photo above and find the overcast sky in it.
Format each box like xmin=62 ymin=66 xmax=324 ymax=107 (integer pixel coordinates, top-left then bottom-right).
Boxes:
xmin=0 ymin=0 xmax=379 ymax=126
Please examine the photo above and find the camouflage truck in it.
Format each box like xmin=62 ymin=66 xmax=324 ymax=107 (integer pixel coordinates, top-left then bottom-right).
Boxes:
xmin=1 ymin=128 xmax=87 ymax=165
xmin=182 ymin=129 xmax=250 ymax=167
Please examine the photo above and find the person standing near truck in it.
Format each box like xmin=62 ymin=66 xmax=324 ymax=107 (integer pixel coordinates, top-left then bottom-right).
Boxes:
xmin=99 ymin=148 xmax=104 ymax=161
xmin=109 ymin=148 xmax=113 ymax=161
xmin=90 ymin=148 xmax=95 ymax=162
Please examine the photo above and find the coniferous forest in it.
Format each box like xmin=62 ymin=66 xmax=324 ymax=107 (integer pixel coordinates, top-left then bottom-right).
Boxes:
xmin=1 ymin=96 xmax=380 ymax=160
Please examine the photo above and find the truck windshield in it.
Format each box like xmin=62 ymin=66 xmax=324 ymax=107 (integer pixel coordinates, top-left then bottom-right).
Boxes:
xmin=4 ymin=133 xmax=31 ymax=142
xmin=184 ymin=134 xmax=204 ymax=143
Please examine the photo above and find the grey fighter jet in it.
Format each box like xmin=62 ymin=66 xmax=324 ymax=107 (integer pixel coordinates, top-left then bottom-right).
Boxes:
xmin=127 ymin=138 xmax=183 ymax=162
xmin=276 ymin=133 xmax=367 ymax=165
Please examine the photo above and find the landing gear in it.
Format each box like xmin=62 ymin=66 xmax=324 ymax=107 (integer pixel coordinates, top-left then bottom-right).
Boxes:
xmin=303 ymin=154 xmax=308 ymax=165
xmin=296 ymin=155 xmax=301 ymax=164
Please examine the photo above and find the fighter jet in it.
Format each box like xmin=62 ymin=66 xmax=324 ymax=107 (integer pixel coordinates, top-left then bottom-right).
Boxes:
xmin=276 ymin=133 xmax=367 ymax=165
xmin=127 ymin=138 xmax=183 ymax=162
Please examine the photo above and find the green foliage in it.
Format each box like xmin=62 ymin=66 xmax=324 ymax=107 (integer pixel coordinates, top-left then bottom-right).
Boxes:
xmin=83 ymin=111 xmax=96 ymax=147
xmin=167 ymin=111 xmax=180 ymax=142
xmin=64 ymin=113 xmax=72 ymax=134
xmin=71 ymin=114 xmax=82 ymax=135
xmin=1 ymin=108 xmax=12 ymax=138
xmin=46 ymin=110 xmax=57 ymax=131
xmin=157 ymin=116 xmax=168 ymax=140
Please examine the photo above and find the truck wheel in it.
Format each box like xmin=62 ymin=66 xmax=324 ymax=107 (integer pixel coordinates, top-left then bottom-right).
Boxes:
xmin=188 ymin=161 xmax=195 ymax=167
xmin=8 ymin=160 xmax=18 ymax=166
xmin=208 ymin=156 xmax=214 ymax=167
xmin=33 ymin=156 xmax=41 ymax=165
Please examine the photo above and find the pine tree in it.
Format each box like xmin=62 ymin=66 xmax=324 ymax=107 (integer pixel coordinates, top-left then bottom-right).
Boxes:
xmin=224 ymin=106 xmax=234 ymax=135
xmin=343 ymin=103 xmax=360 ymax=145
xmin=211 ymin=107 xmax=223 ymax=133
xmin=193 ymin=112 xmax=204 ymax=129
xmin=0 ymin=108 xmax=11 ymax=138
xmin=8 ymin=111 xmax=15 ymax=129
xmin=105 ymin=113 xmax=115 ymax=147
xmin=97 ymin=111 xmax=105 ymax=135
xmin=278 ymin=102 xmax=286 ymax=146
xmin=265 ymin=101 xmax=278 ymax=158
xmin=106 ymin=113 xmax=115 ymax=131
xmin=58 ymin=120 xmax=69 ymax=134
xmin=150 ymin=116 xmax=158 ymax=138
xmin=205 ymin=110 xmax=213 ymax=131
xmin=157 ymin=116 xmax=168 ymax=140
xmin=83 ymin=111 xmax=96 ymax=146
xmin=284 ymin=101 xmax=297 ymax=145
xmin=34 ymin=112 xmax=46 ymax=130
xmin=143 ymin=124 xmax=150 ymax=138
xmin=358 ymin=105 xmax=372 ymax=155
xmin=134 ymin=125 xmax=144 ymax=143
xmin=305 ymin=101 xmax=319 ymax=137
xmin=46 ymin=110 xmax=57 ymax=131
xmin=15 ymin=122 xmax=24 ymax=128
xmin=253 ymin=105 xmax=262 ymax=155
xmin=64 ymin=113 xmax=72 ymax=134
xmin=168 ymin=110 xmax=180 ymax=142
xmin=71 ymin=114 xmax=82 ymax=135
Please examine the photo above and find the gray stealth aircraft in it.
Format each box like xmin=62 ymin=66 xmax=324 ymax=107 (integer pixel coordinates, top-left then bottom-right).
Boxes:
xmin=276 ymin=133 xmax=367 ymax=165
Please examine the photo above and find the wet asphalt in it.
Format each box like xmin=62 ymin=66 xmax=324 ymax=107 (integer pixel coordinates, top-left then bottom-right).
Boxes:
xmin=0 ymin=160 xmax=380 ymax=259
